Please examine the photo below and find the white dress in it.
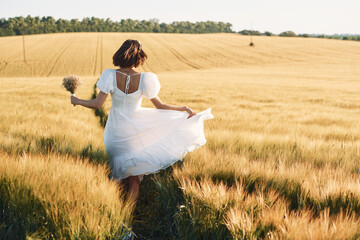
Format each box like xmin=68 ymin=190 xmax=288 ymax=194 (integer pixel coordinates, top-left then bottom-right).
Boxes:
xmin=96 ymin=69 xmax=214 ymax=180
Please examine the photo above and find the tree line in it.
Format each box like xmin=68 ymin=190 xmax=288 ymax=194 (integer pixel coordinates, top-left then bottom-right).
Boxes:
xmin=238 ymin=30 xmax=360 ymax=41
xmin=0 ymin=16 xmax=233 ymax=36
xmin=1 ymin=16 xmax=358 ymax=42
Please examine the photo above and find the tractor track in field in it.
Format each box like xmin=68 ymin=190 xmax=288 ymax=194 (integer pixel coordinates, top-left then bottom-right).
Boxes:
xmin=43 ymin=36 xmax=76 ymax=77
xmin=0 ymin=37 xmax=54 ymax=72
xmin=1 ymin=35 xmax=55 ymax=70
xmin=153 ymin=36 xmax=203 ymax=70
xmin=38 ymin=37 xmax=72 ymax=77
xmin=93 ymin=34 xmax=100 ymax=76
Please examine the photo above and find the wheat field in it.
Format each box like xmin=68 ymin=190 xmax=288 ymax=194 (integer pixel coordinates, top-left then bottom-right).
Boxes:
xmin=1 ymin=32 xmax=360 ymax=239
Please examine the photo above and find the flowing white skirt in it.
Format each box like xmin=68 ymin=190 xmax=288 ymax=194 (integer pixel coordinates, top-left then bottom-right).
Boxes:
xmin=104 ymin=107 xmax=213 ymax=180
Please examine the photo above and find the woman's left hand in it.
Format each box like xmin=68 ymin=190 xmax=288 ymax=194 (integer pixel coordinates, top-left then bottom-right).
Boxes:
xmin=185 ymin=107 xmax=197 ymax=119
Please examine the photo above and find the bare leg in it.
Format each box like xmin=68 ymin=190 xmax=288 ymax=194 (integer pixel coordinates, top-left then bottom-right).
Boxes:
xmin=128 ymin=176 xmax=141 ymax=203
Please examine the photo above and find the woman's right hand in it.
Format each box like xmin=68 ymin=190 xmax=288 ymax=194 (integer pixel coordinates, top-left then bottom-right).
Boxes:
xmin=71 ymin=95 xmax=79 ymax=106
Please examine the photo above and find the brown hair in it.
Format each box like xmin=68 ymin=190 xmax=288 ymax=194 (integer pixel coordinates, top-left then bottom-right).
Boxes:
xmin=112 ymin=39 xmax=147 ymax=68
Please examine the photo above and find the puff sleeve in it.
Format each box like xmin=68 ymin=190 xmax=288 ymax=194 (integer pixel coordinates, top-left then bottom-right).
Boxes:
xmin=142 ymin=72 xmax=161 ymax=99
xmin=96 ymin=69 xmax=114 ymax=94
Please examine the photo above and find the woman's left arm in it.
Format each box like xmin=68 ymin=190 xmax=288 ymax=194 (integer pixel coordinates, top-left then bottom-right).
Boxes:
xmin=71 ymin=91 xmax=108 ymax=109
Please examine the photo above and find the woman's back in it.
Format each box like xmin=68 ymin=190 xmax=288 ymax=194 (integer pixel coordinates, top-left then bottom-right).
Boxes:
xmin=115 ymin=70 xmax=141 ymax=94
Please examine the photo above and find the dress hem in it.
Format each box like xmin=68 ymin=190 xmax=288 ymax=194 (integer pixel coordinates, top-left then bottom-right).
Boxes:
xmin=109 ymin=108 xmax=213 ymax=180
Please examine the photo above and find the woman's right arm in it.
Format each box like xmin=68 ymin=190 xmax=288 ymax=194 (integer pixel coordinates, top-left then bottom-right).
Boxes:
xmin=150 ymin=96 xmax=197 ymax=118
xmin=71 ymin=91 xmax=108 ymax=109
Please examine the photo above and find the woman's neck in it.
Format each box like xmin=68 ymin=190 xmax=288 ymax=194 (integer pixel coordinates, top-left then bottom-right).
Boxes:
xmin=120 ymin=67 xmax=135 ymax=73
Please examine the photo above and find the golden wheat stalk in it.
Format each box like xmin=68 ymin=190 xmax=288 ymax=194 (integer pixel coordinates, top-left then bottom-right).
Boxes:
xmin=62 ymin=74 xmax=81 ymax=96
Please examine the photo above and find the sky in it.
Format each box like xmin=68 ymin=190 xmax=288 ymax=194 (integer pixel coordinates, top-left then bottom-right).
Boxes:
xmin=1 ymin=0 xmax=359 ymax=35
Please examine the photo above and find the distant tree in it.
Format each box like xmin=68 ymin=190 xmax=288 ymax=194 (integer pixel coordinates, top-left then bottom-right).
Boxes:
xmin=149 ymin=18 xmax=160 ymax=24
xmin=152 ymin=23 xmax=160 ymax=33
xmin=298 ymin=33 xmax=310 ymax=38
xmin=264 ymin=31 xmax=273 ymax=36
xmin=279 ymin=31 xmax=296 ymax=37
xmin=238 ymin=30 xmax=261 ymax=36
xmin=342 ymin=36 xmax=349 ymax=40
xmin=42 ymin=16 xmax=57 ymax=33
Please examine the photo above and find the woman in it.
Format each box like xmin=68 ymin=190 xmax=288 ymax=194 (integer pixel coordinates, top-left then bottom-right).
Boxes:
xmin=71 ymin=39 xmax=213 ymax=202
